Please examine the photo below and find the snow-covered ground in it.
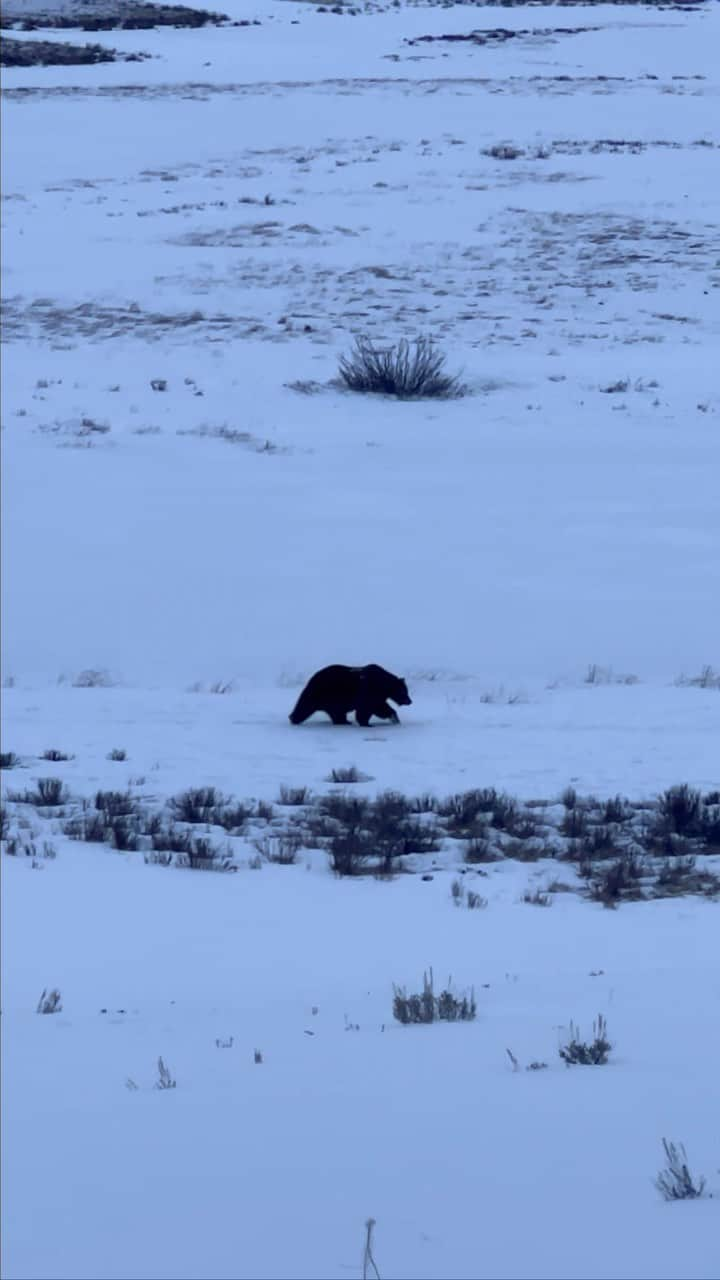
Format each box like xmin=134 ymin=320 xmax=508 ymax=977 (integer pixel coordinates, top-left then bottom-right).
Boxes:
xmin=2 ymin=2 xmax=719 ymax=1277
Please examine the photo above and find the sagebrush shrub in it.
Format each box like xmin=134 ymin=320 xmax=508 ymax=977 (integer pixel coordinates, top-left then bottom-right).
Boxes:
xmin=393 ymin=969 xmax=476 ymax=1024
xmin=559 ymin=1015 xmax=612 ymax=1065
xmin=655 ymin=1139 xmax=706 ymax=1201
xmin=36 ymin=988 xmax=62 ymax=1014
xmin=326 ymin=766 xmax=371 ymax=784
xmin=657 ymin=785 xmax=703 ymax=836
xmin=338 ymin=336 xmax=465 ymax=399
xmin=169 ymin=787 xmax=225 ymax=824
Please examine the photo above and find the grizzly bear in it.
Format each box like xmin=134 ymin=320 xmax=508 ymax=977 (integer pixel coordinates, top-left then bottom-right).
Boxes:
xmin=289 ymin=664 xmax=412 ymax=727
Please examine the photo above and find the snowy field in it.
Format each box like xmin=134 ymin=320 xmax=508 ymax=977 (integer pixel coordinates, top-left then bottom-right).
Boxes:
xmin=2 ymin=1 xmax=719 ymax=1277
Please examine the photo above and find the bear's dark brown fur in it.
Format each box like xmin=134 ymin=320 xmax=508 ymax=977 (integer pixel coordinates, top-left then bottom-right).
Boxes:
xmin=289 ymin=664 xmax=412 ymax=727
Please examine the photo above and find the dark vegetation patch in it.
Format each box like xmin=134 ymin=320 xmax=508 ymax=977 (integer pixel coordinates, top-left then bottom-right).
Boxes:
xmin=559 ymin=1015 xmax=612 ymax=1066
xmin=2 ymin=5 xmax=230 ymax=32
xmin=338 ymin=336 xmax=465 ymax=400
xmin=309 ymin=790 xmax=441 ymax=876
xmin=7 ymin=777 xmax=69 ymax=807
xmin=3 ymin=776 xmax=718 ymax=897
xmin=406 ymin=25 xmax=597 ymax=48
xmin=655 ymin=1140 xmax=707 ymax=1202
xmin=326 ymin=766 xmax=372 ymax=784
xmin=0 ymin=37 xmax=146 ymax=66
xmin=277 ymin=785 xmax=312 ymax=806
xmin=393 ymin=969 xmax=476 ymax=1025
xmin=400 ymin=0 xmax=705 ymax=7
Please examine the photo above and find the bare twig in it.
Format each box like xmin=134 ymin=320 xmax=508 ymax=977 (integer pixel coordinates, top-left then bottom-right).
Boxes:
xmin=363 ymin=1218 xmax=381 ymax=1280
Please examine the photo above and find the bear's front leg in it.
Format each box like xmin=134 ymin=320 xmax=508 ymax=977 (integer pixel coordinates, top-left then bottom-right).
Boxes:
xmin=376 ymin=701 xmax=400 ymax=724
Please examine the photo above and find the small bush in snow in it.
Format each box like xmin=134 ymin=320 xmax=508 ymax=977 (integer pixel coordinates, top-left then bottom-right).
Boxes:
xmin=178 ymin=837 xmax=234 ymax=872
xmin=6 ymin=833 xmax=57 ymax=860
xmin=559 ymin=1015 xmax=612 ymax=1066
xmin=95 ymin=789 xmax=136 ymax=818
xmin=338 ymin=336 xmax=465 ymax=399
xmin=438 ymin=787 xmax=498 ymax=832
xmin=12 ymin=777 xmax=69 ymax=807
xmin=107 ymin=748 xmax=127 ymax=761
xmin=253 ymin=834 xmax=302 ymax=865
xmin=277 ymin=785 xmax=312 ymax=806
xmin=41 ymin=749 xmax=72 ymax=762
xmin=484 ymin=143 xmax=524 ymax=161
xmin=393 ymin=969 xmax=476 ymax=1025
xmin=464 ymin=836 xmax=501 ymax=864
xmin=107 ymin=817 xmax=140 ymax=852
xmin=64 ymin=812 xmax=107 ymax=843
xmin=410 ymin=792 xmax=439 ymax=814
xmin=561 ymin=807 xmax=588 ymax=838
xmin=37 ymin=987 xmax=63 ymax=1014
xmin=674 ymin=665 xmax=720 ymax=690
xmin=503 ymin=809 xmax=540 ymax=841
xmin=72 ymin=668 xmax=114 ymax=688
xmin=326 ymin=766 xmax=371 ymax=784
xmin=367 ymin=790 xmax=440 ymax=872
xmin=602 ymin=795 xmax=632 ymax=824
xmin=653 ymin=856 xmax=720 ymax=900
xmin=600 ymin=378 xmax=630 ymax=394
xmin=590 ymin=854 xmax=646 ymax=906
xmin=155 ymin=1057 xmax=176 ymax=1090
xmin=351 ymin=795 xmax=439 ymax=874
xmin=328 ymin=831 xmax=374 ymax=876
xmin=700 ymin=805 xmax=720 ymax=853
xmin=523 ymin=889 xmax=552 ymax=907
xmin=169 ymin=786 xmax=225 ymax=824
xmin=579 ymin=825 xmax=621 ymax=860
xmin=655 ymin=1139 xmax=707 ymax=1201
xmin=215 ymin=800 xmax=253 ymax=833
xmin=144 ymin=848 xmax=174 ymax=867
xmin=0 ymin=752 xmax=18 ymax=770
xmin=318 ymin=793 xmax=371 ymax=831
xmin=37 ymin=777 xmax=69 ymax=806
xmin=466 ymin=890 xmax=487 ymax=910
xmin=656 ymin=784 xmax=703 ymax=837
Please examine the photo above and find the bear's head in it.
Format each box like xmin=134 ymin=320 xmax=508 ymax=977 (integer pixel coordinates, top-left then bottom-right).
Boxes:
xmin=390 ymin=675 xmax=412 ymax=707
